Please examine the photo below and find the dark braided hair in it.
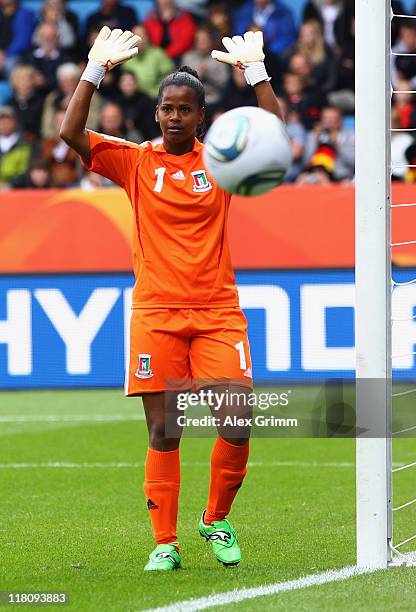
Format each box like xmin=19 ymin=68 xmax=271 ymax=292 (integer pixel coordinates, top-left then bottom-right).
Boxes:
xmin=158 ymin=66 xmax=206 ymax=139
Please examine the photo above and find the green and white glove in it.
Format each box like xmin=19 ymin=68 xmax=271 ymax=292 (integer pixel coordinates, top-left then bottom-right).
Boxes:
xmin=81 ymin=26 xmax=140 ymax=89
xmin=211 ymin=30 xmax=270 ymax=87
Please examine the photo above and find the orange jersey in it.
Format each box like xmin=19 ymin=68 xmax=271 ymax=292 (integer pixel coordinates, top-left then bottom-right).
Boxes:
xmin=82 ymin=131 xmax=239 ymax=308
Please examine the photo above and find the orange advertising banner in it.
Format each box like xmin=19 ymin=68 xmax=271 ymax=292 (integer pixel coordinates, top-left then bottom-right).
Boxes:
xmin=1 ymin=185 xmax=415 ymax=273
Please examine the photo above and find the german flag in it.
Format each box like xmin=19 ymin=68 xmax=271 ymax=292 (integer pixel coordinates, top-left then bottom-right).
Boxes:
xmin=309 ymin=143 xmax=337 ymax=179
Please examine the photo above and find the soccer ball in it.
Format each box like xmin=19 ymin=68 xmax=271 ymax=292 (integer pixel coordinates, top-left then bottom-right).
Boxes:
xmin=203 ymin=106 xmax=292 ymax=196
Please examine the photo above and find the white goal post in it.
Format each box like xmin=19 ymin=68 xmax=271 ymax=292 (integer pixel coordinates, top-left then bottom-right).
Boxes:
xmin=355 ymin=0 xmax=392 ymax=568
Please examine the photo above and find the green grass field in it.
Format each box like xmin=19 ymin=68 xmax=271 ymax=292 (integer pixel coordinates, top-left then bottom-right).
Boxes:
xmin=1 ymin=388 xmax=416 ymax=611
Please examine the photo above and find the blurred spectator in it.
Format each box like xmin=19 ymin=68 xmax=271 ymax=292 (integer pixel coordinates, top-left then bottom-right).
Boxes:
xmin=404 ymin=139 xmax=416 ymax=182
xmin=298 ymin=106 xmax=355 ymax=183
xmin=392 ymin=1 xmax=406 ymax=47
xmin=59 ymin=0 xmax=79 ymax=43
xmin=26 ymin=22 xmax=71 ymax=91
xmin=329 ymin=15 xmax=354 ymax=112
xmin=121 ymin=24 xmax=175 ymax=99
xmin=220 ymin=67 xmax=257 ymax=111
xmin=114 ymin=71 xmax=159 ymax=141
xmin=210 ymin=108 xmax=224 ymax=123
xmin=302 ymin=0 xmax=342 ymax=48
xmin=80 ymin=170 xmax=107 ymax=190
xmin=41 ymin=63 xmax=102 ymax=138
xmin=98 ymin=68 xmax=122 ymax=100
xmin=32 ymin=0 xmax=77 ymax=52
xmin=39 ymin=108 xmax=79 ymax=186
xmin=392 ymin=79 xmax=415 ymax=130
xmin=291 ymin=20 xmax=335 ymax=93
xmin=207 ymin=3 xmax=232 ymax=49
xmin=218 ymin=0 xmax=250 ymax=7
xmin=12 ymin=158 xmax=52 ymax=188
xmin=7 ymin=64 xmax=45 ymax=141
xmin=282 ymin=72 xmax=324 ymax=129
xmin=332 ymin=0 xmax=354 ymax=50
xmin=85 ymin=0 xmax=137 ymax=39
xmin=277 ymin=96 xmax=307 ymax=182
xmin=0 ymin=0 xmax=36 ymax=77
xmin=182 ymin=26 xmax=229 ymax=110
xmin=0 ymin=105 xmax=32 ymax=188
xmin=144 ymin=0 xmax=197 ymax=62
xmin=288 ymin=52 xmax=314 ymax=84
xmin=234 ymin=0 xmax=297 ymax=56
xmin=392 ymin=18 xmax=416 ymax=89
xmin=98 ymin=101 xmax=127 ymax=139
xmin=391 ymin=107 xmax=414 ymax=181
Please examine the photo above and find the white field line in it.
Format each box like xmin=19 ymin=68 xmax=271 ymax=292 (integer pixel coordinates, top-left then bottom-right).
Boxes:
xmin=0 ymin=460 xmax=409 ymax=469
xmin=0 ymin=460 xmax=355 ymax=469
xmin=144 ymin=565 xmax=378 ymax=612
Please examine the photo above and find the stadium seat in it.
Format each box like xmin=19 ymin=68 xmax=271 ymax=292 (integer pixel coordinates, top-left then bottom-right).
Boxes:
xmin=124 ymin=0 xmax=154 ymax=22
xmin=401 ymin=0 xmax=415 ymax=13
xmin=67 ymin=0 xmax=100 ymax=30
xmin=0 ymin=81 xmax=12 ymax=105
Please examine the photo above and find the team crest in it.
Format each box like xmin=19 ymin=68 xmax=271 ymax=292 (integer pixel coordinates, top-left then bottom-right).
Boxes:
xmin=191 ymin=169 xmax=212 ymax=192
xmin=135 ymin=353 xmax=154 ymax=379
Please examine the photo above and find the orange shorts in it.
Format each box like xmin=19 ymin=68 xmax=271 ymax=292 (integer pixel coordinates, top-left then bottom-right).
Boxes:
xmin=124 ymin=307 xmax=253 ymax=395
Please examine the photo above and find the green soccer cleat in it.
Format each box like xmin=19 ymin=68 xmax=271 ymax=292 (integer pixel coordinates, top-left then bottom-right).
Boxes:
xmin=144 ymin=543 xmax=181 ymax=571
xmin=199 ymin=512 xmax=241 ymax=566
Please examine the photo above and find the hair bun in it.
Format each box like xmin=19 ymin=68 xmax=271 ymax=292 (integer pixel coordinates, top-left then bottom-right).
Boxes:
xmin=177 ymin=65 xmax=201 ymax=82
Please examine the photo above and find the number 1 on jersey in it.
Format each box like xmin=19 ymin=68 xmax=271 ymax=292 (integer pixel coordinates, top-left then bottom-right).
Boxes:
xmin=235 ymin=341 xmax=247 ymax=370
xmin=154 ymin=167 xmax=166 ymax=193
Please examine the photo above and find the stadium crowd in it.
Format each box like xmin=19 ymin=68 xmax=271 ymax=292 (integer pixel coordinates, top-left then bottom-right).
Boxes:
xmin=0 ymin=0 xmax=414 ymax=189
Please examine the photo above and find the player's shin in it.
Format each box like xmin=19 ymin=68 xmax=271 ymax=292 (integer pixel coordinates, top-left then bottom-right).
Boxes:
xmin=204 ymin=436 xmax=250 ymax=524
xmin=143 ymin=447 xmax=180 ymax=545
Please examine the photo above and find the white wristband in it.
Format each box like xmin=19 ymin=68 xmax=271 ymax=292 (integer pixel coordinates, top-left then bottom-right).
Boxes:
xmin=244 ymin=62 xmax=271 ymax=87
xmin=80 ymin=60 xmax=106 ymax=88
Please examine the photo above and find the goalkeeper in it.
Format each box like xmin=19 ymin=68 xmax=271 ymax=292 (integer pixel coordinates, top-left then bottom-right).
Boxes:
xmin=61 ymin=27 xmax=283 ymax=571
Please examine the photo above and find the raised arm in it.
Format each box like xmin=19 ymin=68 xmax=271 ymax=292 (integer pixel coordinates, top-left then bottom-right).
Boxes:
xmin=60 ymin=26 xmax=140 ymax=164
xmin=252 ymin=80 xmax=283 ymax=121
xmin=60 ymin=81 xmax=95 ymax=163
xmin=211 ymin=31 xmax=283 ymax=121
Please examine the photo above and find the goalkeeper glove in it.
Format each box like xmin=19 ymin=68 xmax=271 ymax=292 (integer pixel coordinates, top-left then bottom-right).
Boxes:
xmin=81 ymin=26 xmax=140 ymax=89
xmin=211 ymin=30 xmax=270 ymax=87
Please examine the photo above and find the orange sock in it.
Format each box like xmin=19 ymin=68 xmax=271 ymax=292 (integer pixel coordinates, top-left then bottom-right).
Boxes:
xmin=204 ymin=437 xmax=249 ymax=525
xmin=143 ymin=447 xmax=180 ymax=545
